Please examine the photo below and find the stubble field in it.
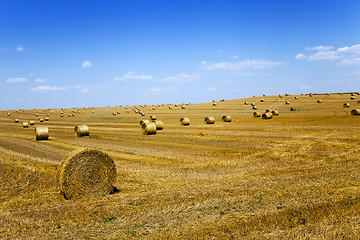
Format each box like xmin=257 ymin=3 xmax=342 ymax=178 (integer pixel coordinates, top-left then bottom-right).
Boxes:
xmin=1 ymin=93 xmax=360 ymax=239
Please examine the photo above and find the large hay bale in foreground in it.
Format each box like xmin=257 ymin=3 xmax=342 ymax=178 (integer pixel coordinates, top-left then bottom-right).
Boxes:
xmin=262 ymin=112 xmax=273 ymax=119
xmin=59 ymin=148 xmax=117 ymax=199
xmin=180 ymin=117 xmax=190 ymax=126
xmin=222 ymin=115 xmax=231 ymax=122
xmin=35 ymin=126 xmax=49 ymax=140
xmin=142 ymin=122 xmax=157 ymax=135
xmin=75 ymin=125 xmax=89 ymax=137
xmin=140 ymin=119 xmax=149 ymax=126
xmin=351 ymin=109 xmax=360 ymax=115
xmin=153 ymin=120 xmax=164 ymax=130
xmin=205 ymin=116 xmax=215 ymax=124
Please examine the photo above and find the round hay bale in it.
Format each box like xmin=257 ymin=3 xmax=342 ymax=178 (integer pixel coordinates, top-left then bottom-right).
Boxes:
xmin=141 ymin=112 xmax=145 ymax=116
xmin=75 ymin=125 xmax=90 ymax=137
xmin=7 ymin=112 xmax=11 ymax=116
xmin=204 ymin=116 xmax=215 ymax=124
xmin=47 ymin=114 xmax=50 ymax=117
xmin=222 ymin=115 xmax=231 ymax=122
xmin=252 ymin=106 xmax=257 ymax=110
xmin=263 ymin=94 xmax=266 ymax=96
xmin=295 ymin=97 xmax=299 ymax=100
xmin=72 ymin=113 xmax=75 ymax=116
xmin=35 ymin=113 xmax=39 ymax=116
xmin=244 ymin=101 xmax=249 ymax=105
xmin=181 ymin=105 xmax=186 ymax=109
xmin=29 ymin=121 xmax=35 ymax=125
xmin=22 ymin=122 xmax=29 ymax=128
xmin=309 ymin=93 xmax=313 ymax=97
xmin=265 ymin=109 xmax=271 ymax=113
xmin=59 ymin=148 xmax=117 ymax=199
xmin=153 ymin=120 xmax=164 ymax=130
xmin=251 ymin=102 xmax=255 ymax=106
xmin=112 ymin=112 xmax=116 ymax=116
xmin=351 ymin=109 xmax=360 ymax=115
xmin=351 ymin=93 xmax=355 ymax=96
xmin=262 ymin=112 xmax=273 ymax=119
xmin=317 ymin=100 xmax=322 ymax=103
xmin=14 ymin=119 xmax=19 ymax=123
xmin=180 ymin=117 xmax=190 ymax=126
xmin=213 ymin=102 xmax=217 ymax=106
xmin=350 ymin=96 xmax=355 ymax=100
xmin=290 ymin=107 xmax=296 ymax=111
xmin=39 ymin=118 xmax=45 ymax=122
xmin=45 ymin=117 xmax=49 ymax=121
xmin=35 ymin=126 xmax=49 ymax=141
xmin=344 ymin=103 xmax=350 ymax=108
xmin=260 ymin=99 xmax=264 ymax=102
xmin=142 ymin=122 xmax=157 ymax=135
xmin=140 ymin=119 xmax=150 ymax=126
xmin=68 ymin=114 xmax=72 ymax=117
xmin=271 ymin=110 xmax=279 ymax=116
xmin=253 ymin=112 xmax=261 ymax=117
xmin=285 ymin=101 xmax=290 ymax=105
xmin=150 ymin=115 xmax=157 ymax=120
xmin=278 ymin=94 xmax=283 ymax=98
xmin=169 ymin=106 xmax=173 ymax=109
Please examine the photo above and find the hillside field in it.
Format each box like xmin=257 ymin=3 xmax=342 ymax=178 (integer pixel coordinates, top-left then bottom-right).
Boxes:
xmin=1 ymin=93 xmax=360 ymax=239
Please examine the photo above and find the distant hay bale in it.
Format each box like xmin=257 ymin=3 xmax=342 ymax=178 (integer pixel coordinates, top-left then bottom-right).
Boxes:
xmin=180 ymin=117 xmax=190 ymax=126
xmin=35 ymin=113 xmax=39 ymax=116
xmin=142 ymin=122 xmax=157 ymax=135
xmin=47 ymin=114 xmax=50 ymax=117
xmin=126 ymin=110 xmax=130 ymax=113
xmin=141 ymin=112 xmax=145 ymax=116
xmin=220 ymin=99 xmax=225 ymax=102
xmin=213 ymin=102 xmax=217 ymax=106
xmin=112 ymin=112 xmax=116 ymax=116
xmin=295 ymin=97 xmax=299 ymax=100
xmin=75 ymin=125 xmax=90 ymax=137
xmin=285 ymin=101 xmax=290 ymax=105
xmin=29 ymin=121 xmax=35 ymax=125
xmin=309 ymin=93 xmax=313 ymax=97
xmin=278 ymin=94 xmax=283 ymax=98
xmin=351 ymin=109 xmax=360 ymax=115
xmin=181 ymin=105 xmax=186 ymax=109
xmin=222 ymin=115 xmax=231 ymax=122
xmin=59 ymin=148 xmax=117 ymax=200
xmin=153 ymin=120 xmax=164 ymax=130
xmin=39 ymin=118 xmax=45 ymax=122
xmin=253 ymin=112 xmax=261 ymax=117
xmin=251 ymin=102 xmax=256 ymax=106
xmin=45 ymin=117 xmax=49 ymax=121
xmin=350 ymin=96 xmax=355 ymax=100
xmin=351 ymin=93 xmax=355 ymax=96
xmin=260 ymin=99 xmax=264 ymax=102
xmin=317 ymin=100 xmax=322 ymax=103
xmin=343 ymin=103 xmax=350 ymax=108
xmin=35 ymin=126 xmax=49 ymax=141
xmin=244 ymin=101 xmax=249 ymax=105
xmin=262 ymin=112 xmax=273 ymax=119
xmin=150 ymin=115 xmax=157 ymax=120
xmin=290 ymin=107 xmax=296 ymax=111
xmin=285 ymin=93 xmax=289 ymax=96
xmin=22 ymin=122 xmax=29 ymax=128
xmin=152 ymin=107 xmax=156 ymax=110
xmin=68 ymin=114 xmax=72 ymax=117
xmin=263 ymin=94 xmax=266 ymax=96
xmin=169 ymin=106 xmax=173 ymax=109
xmin=252 ymin=106 xmax=257 ymax=110
xmin=204 ymin=116 xmax=215 ymax=124
xmin=212 ymin=100 xmax=216 ymax=102
xmin=60 ymin=114 xmax=64 ymax=117
xmin=140 ymin=119 xmax=150 ymax=126
xmin=265 ymin=109 xmax=271 ymax=113
xmin=7 ymin=112 xmax=11 ymax=116
xmin=271 ymin=110 xmax=279 ymax=116
xmin=72 ymin=113 xmax=75 ymax=116
xmin=14 ymin=119 xmax=19 ymax=123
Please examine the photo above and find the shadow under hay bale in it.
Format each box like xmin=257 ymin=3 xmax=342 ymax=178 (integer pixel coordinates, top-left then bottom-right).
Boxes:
xmin=180 ymin=117 xmax=190 ymax=126
xmin=222 ymin=115 xmax=231 ymax=122
xmin=75 ymin=125 xmax=89 ymax=137
xmin=59 ymin=148 xmax=117 ymax=200
xmin=35 ymin=126 xmax=49 ymax=140
xmin=142 ymin=122 xmax=157 ymax=135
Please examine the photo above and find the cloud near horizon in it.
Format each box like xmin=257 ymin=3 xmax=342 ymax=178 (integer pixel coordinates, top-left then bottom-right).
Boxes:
xmin=5 ymin=77 xmax=27 ymax=83
xmin=114 ymin=71 xmax=153 ymax=82
xmin=296 ymin=44 xmax=360 ymax=65
xmin=30 ymin=85 xmax=68 ymax=92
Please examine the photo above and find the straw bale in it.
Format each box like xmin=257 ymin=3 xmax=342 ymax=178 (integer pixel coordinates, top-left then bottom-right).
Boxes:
xmin=204 ymin=116 xmax=215 ymax=124
xmin=29 ymin=121 xmax=35 ymax=125
xmin=222 ymin=115 xmax=231 ymax=122
xmin=22 ymin=122 xmax=29 ymax=128
xmin=295 ymin=97 xmax=299 ymax=100
xmin=244 ymin=101 xmax=249 ymax=105
xmin=213 ymin=102 xmax=217 ymax=106
xmin=153 ymin=120 xmax=164 ymax=130
xmin=180 ymin=117 xmax=190 ymax=126
xmin=351 ymin=109 xmax=360 ymax=115
xmin=150 ymin=115 xmax=157 ymax=120
xmin=343 ymin=103 xmax=350 ymax=108
xmin=350 ymin=96 xmax=355 ymax=100
xmin=140 ymin=119 xmax=149 ymax=126
xmin=59 ymin=148 xmax=117 ymax=199
xmin=290 ymin=107 xmax=296 ymax=111
xmin=45 ymin=117 xmax=49 ymax=121
xmin=279 ymin=94 xmax=283 ymax=98
xmin=14 ymin=119 xmax=19 ymax=123
xmin=252 ymin=106 xmax=257 ymax=110
xmin=285 ymin=101 xmax=290 ymax=105
xmin=271 ymin=110 xmax=279 ymax=116
xmin=253 ymin=112 xmax=261 ymax=117
xmin=181 ymin=105 xmax=185 ymax=109
xmin=262 ymin=112 xmax=273 ymax=119
xmin=169 ymin=106 xmax=173 ymax=109
xmin=251 ymin=103 xmax=255 ymax=106
xmin=39 ymin=118 xmax=45 ymax=122
xmin=35 ymin=126 xmax=49 ymax=140
xmin=75 ymin=125 xmax=90 ymax=137
xmin=260 ymin=99 xmax=264 ymax=102
xmin=7 ymin=112 xmax=11 ymax=116
xmin=142 ymin=122 xmax=157 ymax=135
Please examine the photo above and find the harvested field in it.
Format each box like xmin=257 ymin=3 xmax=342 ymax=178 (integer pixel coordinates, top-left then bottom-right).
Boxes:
xmin=1 ymin=93 xmax=360 ymax=239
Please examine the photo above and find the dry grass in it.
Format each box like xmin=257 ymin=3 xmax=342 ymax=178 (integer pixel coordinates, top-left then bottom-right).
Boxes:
xmin=1 ymin=93 xmax=360 ymax=239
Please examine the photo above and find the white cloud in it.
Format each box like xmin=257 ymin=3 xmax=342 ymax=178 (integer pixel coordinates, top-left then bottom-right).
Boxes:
xmin=158 ymin=73 xmax=201 ymax=83
xmin=296 ymin=44 xmax=360 ymax=64
xmin=16 ymin=46 xmax=24 ymax=52
xmin=232 ymin=55 xmax=239 ymax=59
xmin=115 ymin=71 xmax=153 ymax=82
xmin=81 ymin=88 xmax=91 ymax=93
xmin=82 ymin=60 xmax=92 ymax=68
xmin=5 ymin=77 xmax=27 ymax=83
xmin=145 ymin=88 xmax=166 ymax=93
xmin=30 ymin=85 xmax=67 ymax=92
xmin=35 ymin=78 xmax=46 ymax=83
xmin=295 ymin=53 xmax=306 ymax=59
xmin=200 ymin=59 xmax=284 ymax=74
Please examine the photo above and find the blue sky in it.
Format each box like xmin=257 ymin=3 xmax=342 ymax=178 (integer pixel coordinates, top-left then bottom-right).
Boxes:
xmin=1 ymin=0 xmax=360 ymax=109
